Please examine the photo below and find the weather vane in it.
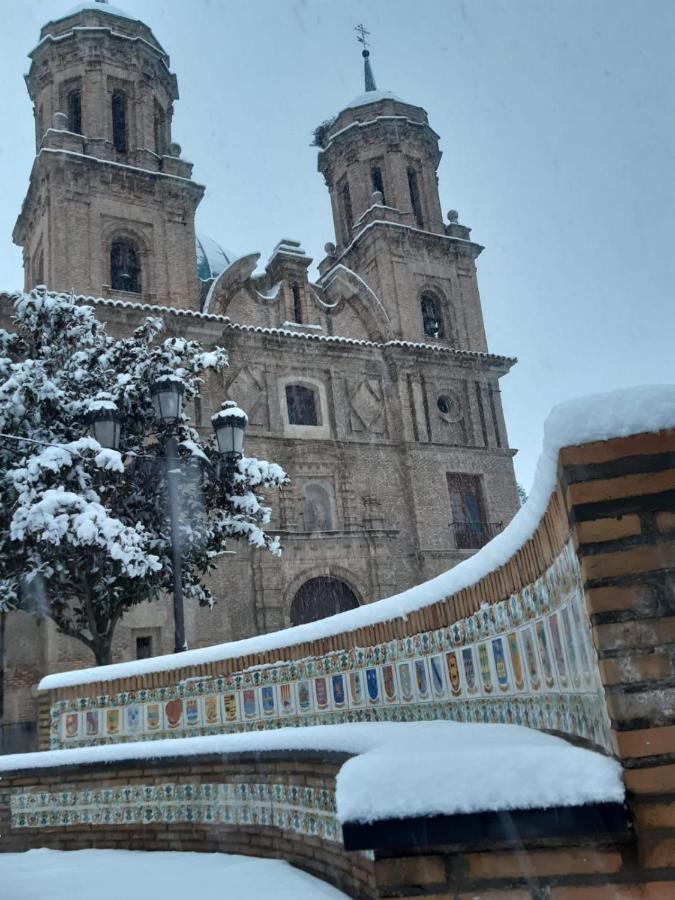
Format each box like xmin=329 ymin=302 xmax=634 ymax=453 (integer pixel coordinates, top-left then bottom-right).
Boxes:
xmin=354 ymin=24 xmax=371 ymax=53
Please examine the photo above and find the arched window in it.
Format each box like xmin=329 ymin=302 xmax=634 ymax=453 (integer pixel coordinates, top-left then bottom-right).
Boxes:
xmin=153 ymin=100 xmax=166 ymax=156
xmin=371 ymin=166 xmax=386 ymax=204
xmin=292 ymin=283 xmax=303 ymax=324
xmin=111 ymin=90 xmax=128 ymax=153
xmin=339 ymin=177 xmax=353 ymax=239
xmin=110 ymin=239 xmax=141 ymax=293
xmin=290 ymin=577 xmax=359 ymax=626
xmin=67 ymin=90 xmax=82 ymax=134
xmin=33 ymin=249 xmax=44 ymax=287
xmin=286 ymin=384 xmax=318 ymax=426
xmin=302 ymin=483 xmax=334 ymax=532
xmin=407 ymin=166 xmax=424 ymax=228
xmin=421 ymin=292 xmax=443 ymax=339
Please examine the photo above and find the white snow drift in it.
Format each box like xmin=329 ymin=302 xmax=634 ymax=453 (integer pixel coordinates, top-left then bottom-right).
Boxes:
xmin=0 ymin=849 xmax=350 ymax=900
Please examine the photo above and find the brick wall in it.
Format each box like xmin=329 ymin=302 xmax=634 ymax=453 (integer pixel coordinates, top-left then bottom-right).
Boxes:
xmin=561 ymin=429 xmax=675 ymax=890
xmin=370 ymin=840 xmax=674 ymax=899
xmin=0 ymin=751 xmax=376 ymax=900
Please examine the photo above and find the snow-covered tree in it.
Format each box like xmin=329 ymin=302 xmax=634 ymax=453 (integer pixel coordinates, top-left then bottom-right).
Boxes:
xmin=0 ymin=287 xmax=287 ymax=665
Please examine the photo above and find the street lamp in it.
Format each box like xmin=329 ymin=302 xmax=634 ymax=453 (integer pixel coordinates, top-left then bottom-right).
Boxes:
xmin=86 ymin=396 xmax=122 ymax=451
xmin=149 ymin=373 xmax=184 ymax=425
xmin=211 ymin=400 xmax=248 ymax=464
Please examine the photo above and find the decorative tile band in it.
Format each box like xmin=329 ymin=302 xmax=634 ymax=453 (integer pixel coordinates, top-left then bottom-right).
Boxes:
xmin=11 ymin=781 xmax=341 ymax=844
xmin=49 ymin=542 xmax=613 ymax=753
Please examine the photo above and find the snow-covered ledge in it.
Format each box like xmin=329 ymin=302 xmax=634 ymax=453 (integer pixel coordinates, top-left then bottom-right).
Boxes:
xmin=0 ymin=721 xmax=624 ymax=824
xmin=39 ymin=384 xmax=675 ymax=690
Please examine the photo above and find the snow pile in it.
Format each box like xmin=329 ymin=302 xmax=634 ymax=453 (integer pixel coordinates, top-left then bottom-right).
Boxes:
xmin=39 ymin=384 xmax=675 ymax=691
xmin=0 ymin=721 xmax=625 ymax=822
xmin=334 ymin=722 xmax=623 ymax=823
xmin=0 ymin=849 xmax=349 ymax=900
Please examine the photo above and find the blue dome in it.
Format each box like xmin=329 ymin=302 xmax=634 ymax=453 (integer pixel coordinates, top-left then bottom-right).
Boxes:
xmin=196 ymin=233 xmax=236 ymax=282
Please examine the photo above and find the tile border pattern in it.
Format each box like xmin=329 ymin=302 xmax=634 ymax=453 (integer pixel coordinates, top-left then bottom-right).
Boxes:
xmin=10 ymin=780 xmax=343 ymax=844
xmin=50 ymin=542 xmax=613 ymax=754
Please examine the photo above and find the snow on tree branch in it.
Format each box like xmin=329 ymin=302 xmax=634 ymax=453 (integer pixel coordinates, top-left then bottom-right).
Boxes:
xmin=0 ymin=287 xmax=288 ymax=665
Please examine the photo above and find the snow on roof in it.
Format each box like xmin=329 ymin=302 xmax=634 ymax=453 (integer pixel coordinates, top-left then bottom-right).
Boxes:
xmin=195 ymin=232 xmax=236 ymax=282
xmin=0 ymin=721 xmax=624 ymax=821
xmin=59 ymin=2 xmax=134 ymax=21
xmin=37 ymin=384 xmax=675 ymax=691
xmin=344 ymin=90 xmax=406 ymax=110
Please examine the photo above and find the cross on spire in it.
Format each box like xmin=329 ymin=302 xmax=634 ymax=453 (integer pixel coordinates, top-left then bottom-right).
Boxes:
xmin=354 ymin=23 xmax=371 ymax=51
xmin=354 ymin=24 xmax=377 ymax=92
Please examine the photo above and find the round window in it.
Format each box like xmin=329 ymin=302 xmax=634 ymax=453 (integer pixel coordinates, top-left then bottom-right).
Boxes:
xmin=437 ymin=393 xmax=462 ymax=423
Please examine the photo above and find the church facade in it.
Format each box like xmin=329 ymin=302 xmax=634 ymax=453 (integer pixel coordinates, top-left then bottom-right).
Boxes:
xmin=0 ymin=1 xmax=519 ymax=751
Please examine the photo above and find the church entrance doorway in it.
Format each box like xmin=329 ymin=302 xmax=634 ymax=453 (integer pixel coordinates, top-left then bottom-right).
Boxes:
xmin=290 ymin=577 xmax=359 ymax=626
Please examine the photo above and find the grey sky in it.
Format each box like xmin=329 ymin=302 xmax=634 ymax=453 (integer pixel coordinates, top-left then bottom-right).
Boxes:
xmin=1 ymin=0 xmax=673 ymax=491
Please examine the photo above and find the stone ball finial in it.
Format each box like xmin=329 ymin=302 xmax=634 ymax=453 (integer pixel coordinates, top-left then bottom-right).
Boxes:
xmin=447 ymin=209 xmax=459 ymax=224
xmin=168 ymin=142 xmax=182 ymax=158
xmin=53 ymin=112 xmax=68 ymax=132
xmin=372 ymin=190 xmax=384 ymax=205
xmin=324 ymin=242 xmax=336 ymax=257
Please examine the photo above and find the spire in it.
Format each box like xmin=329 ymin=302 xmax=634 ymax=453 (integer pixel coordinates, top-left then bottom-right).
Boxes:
xmin=355 ymin=23 xmax=377 ymax=92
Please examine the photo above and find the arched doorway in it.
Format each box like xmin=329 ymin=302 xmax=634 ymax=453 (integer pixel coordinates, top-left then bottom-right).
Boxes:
xmin=290 ymin=577 xmax=359 ymax=626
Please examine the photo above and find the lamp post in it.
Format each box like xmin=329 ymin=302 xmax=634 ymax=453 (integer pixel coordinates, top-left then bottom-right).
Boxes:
xmin=149 ymin=374 xmax=186 ymax=652
xmin=87 ymin=386 xmax=248 ymax=656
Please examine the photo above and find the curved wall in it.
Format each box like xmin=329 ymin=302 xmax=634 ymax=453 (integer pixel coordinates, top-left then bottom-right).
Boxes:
xmin=46 ymin=539 xmax=611 ymax=754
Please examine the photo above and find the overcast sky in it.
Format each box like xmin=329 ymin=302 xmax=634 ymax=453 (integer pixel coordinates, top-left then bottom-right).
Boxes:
xmin=0 ymin=0 xmax=673 ymax=491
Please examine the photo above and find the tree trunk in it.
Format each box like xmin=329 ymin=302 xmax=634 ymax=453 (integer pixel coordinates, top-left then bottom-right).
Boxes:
xmin=93 ymin=639 xmax=113 ymax=667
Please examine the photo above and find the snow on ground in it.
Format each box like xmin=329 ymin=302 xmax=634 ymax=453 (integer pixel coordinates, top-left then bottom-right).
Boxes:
xmin=0 ymin=849 xmax=350 ymax=900
xmin=39 ymin=384 xmax=675 ymax=691
xmin=0 ymin=721 xmax=624 ymax=822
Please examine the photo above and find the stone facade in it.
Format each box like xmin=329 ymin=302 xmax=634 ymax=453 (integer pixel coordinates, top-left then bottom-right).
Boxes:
xmin=1 ymin=2 xmax=519 ymax=751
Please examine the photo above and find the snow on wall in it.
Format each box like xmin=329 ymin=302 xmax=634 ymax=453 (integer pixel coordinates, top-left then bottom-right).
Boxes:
xmin=0 ymin=721 xmax=625 ymax=822
xmin=39 ymin=385 xmax=675 ymax=691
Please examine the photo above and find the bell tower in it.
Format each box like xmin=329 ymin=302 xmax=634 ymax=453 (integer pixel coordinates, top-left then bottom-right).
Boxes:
xmin=13 ymin=0 xmax=204 ymax=309
xmin=316 ymin=33 xmax=490 ymax=353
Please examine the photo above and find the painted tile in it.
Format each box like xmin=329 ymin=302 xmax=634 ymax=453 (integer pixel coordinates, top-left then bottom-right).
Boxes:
xmin=331 ymin=675 xmax=346 ymax=709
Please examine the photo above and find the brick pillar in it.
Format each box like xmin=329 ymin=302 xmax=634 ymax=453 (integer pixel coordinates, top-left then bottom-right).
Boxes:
xmin=561 ymin=428 xmax=675 ymax=886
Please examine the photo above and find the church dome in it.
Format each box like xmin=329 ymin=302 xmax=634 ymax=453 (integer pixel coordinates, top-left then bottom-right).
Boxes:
xmin=196 ymin=233 xmax=236 ymax=282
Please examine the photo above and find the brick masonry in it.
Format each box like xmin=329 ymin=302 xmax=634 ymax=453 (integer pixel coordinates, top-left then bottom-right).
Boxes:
xmin=561 ymin=429 xmax=675 ymax=894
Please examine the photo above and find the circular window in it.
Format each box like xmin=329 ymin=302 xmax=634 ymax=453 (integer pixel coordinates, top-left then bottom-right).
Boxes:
xmin=437 ymin=393 xmax=462 ymax=423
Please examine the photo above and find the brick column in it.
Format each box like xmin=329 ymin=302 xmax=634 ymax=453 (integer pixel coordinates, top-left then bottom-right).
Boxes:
xmin=561 ymin=428 xmax=675 ymax=887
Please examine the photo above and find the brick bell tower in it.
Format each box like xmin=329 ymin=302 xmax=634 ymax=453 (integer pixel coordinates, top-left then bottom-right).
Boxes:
xmin=13 ymin=0 xmax=203 ymax=310
xmin=316 ymin=34 xmax=492 ymax=355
